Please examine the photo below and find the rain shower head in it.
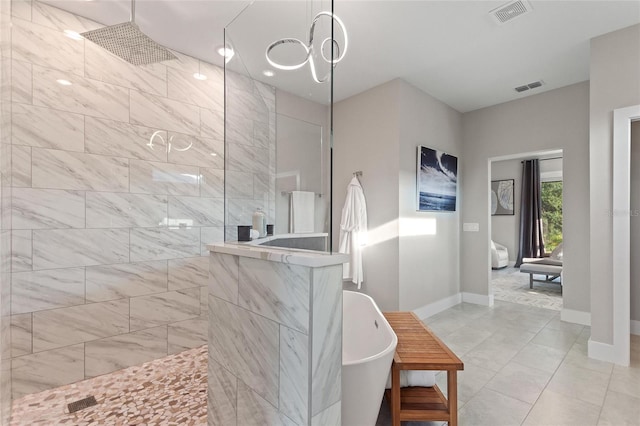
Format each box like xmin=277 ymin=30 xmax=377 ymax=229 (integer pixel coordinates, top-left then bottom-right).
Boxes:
xmin=81 ymin=22 xmax=177 ymax=66
xmin=80 ymin=0 xmax=176 ymax=66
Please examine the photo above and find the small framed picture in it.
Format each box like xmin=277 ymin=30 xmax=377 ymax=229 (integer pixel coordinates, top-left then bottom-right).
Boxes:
xmin=491 ymin=179 xmax=515 ymax=215
xmin=417 ymin=146 xmax=458 ymax=212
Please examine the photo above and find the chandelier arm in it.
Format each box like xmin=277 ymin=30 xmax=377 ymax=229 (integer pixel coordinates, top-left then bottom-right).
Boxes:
xmin=312 ymin=11 xmax=348 ymax=64
xmin=265 ymin=38 xmax=310 ymax=71
xmin=320 ymin=37 xmax=340 ymax=64
xmin=308 ymin=55 xmax=331 ymax=84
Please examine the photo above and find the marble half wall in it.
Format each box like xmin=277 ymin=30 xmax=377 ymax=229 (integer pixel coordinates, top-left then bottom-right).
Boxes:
xmin=3 ymin=0 xmax=275 ymax=400
xmin=208 ymin=246 xmax=344 ymax=426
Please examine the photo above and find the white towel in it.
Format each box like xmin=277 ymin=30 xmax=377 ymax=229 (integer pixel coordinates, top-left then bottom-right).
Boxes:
xmin=339 ymin=177 xmax=368 ymax=288
xmin=290 ymin=191 xmax=315 ymax=234
xmin=385 ymin=370 xmax=437 ymax=389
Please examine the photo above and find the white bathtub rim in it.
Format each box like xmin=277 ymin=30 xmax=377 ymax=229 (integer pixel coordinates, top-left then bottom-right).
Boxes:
xmin=343 ymin=290 xmax=398 ymax=367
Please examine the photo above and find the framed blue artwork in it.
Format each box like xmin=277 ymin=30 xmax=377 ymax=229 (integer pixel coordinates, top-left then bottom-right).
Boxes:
xmin=417 ymin=146 xmax=458 ymax=212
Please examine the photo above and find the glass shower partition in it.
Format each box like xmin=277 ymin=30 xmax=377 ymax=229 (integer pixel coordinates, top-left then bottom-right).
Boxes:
xmin=223 ymin=0 xmax=337 ymax=252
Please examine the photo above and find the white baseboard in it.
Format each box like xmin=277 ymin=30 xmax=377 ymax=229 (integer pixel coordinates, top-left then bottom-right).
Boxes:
xmin=411 ymin=291 xmax=496 ymax=321
xmin=561 ymin=309 xmax=591 ymax=326
xmin=588 ymin=338 xmax=633 ymax=365
xmin=462 ymin=292 xmax=494 ymax=307
xmin=559 ymin=311 xmax=638 ymax=334
xmin=412 ymin=293 xmax=462 ymax=320
xmin=588 ymin=338 xmax=616 ymax=363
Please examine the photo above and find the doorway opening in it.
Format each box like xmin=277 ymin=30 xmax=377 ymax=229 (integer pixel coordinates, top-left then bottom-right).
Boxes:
xmin=489 ymin=150 xmax=563 ymax=311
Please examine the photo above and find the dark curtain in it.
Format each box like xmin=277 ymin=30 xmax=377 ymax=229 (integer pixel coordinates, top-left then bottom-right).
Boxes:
xmin=515 ymin=159 xmax=545 ymax=267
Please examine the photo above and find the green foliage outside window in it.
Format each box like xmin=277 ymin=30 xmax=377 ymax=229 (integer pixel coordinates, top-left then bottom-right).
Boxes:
xmin=541 ymin=181 xmax=563 ymax=252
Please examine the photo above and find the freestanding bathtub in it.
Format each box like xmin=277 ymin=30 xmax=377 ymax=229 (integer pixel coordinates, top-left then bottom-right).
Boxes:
xmin=342 ymin=291 xmax=398 ymax=426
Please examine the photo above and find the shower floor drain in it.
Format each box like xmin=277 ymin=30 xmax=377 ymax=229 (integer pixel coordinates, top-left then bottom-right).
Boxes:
xmin=67 ymin=396 xmax=98 ymax=413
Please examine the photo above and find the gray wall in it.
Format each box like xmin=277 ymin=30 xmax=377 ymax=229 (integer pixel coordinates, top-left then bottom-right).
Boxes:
xmin=461 ymin=82 xmax=590 ymax=315
xmin=630 ymin=122 xmax=640 ymax=322
xmin=490 ymin=160 xmax=521 ymax=262
xmin=589 ymin=24 xmax=640 ymax=344
xmin=333 ymin=80 xmax=401 ymax=311
xmin=397 ymin=80 xmax=461 ymax=310
xmin=333 ymin=79 xmax=462 ymax=312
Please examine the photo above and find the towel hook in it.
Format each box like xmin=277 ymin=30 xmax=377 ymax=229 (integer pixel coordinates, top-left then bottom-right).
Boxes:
xmin=353 ymin=171 xmax=363 ymax=177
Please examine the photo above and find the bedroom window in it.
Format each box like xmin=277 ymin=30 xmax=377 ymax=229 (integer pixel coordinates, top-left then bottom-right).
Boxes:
xmin=541 ymin=180 xmax=563 ymax=253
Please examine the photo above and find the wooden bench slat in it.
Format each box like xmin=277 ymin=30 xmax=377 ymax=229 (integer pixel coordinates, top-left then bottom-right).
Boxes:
xmin=383 ymin=312 xmax=463 ymax=369
xmin=400 ymin=410 xmax=450 ymax=421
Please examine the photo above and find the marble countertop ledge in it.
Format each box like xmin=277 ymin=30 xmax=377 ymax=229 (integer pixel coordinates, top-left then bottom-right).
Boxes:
xmin=207 ymin=242 xmax=349 ymax=268
xmin=241 ymin=232 xmax=328 ymax=246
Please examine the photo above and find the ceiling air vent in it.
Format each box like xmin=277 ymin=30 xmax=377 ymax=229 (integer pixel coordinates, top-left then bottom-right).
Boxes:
xmin=514 ymin=80 xmax=545 ymax=93
xmin=490 ymin=0 xmax=533 ymax=25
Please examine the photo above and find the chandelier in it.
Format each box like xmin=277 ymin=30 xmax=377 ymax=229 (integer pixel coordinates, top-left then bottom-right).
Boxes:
xmin=265 ymin=11 xmax=348 ymax=84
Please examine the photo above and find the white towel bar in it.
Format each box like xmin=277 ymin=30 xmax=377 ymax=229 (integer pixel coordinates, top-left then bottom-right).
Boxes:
xmin=281 ymin=191 xmax=322 ymax=197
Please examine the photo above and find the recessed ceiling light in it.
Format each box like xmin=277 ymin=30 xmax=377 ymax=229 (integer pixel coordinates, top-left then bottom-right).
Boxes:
xmin=63 ymin=30 xmax=83 ymax=40
xmin=217 ymin=46 xmax=233 ymax=57
xmin=210 ymin=153 xmax=218 ymax=156
xmin=193 ymin=73 xmax=207 ymax=81
xmin=216 ymin=46 xmax=234 ymax=63
xmin=262 ymin=70 xmax=274 ymax=77
xmin=56 ymin=79 xmax=72 ymax=86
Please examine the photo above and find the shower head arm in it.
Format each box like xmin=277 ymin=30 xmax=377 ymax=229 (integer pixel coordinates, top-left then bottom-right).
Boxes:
xmin=130 ymin=0 xmax=136 ymax=24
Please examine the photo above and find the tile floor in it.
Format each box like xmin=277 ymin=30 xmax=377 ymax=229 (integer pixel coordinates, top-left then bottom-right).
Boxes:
xmin=414 ymin=301 xmax=640 ymax=426
xmin=10 ymin=301 xmax=640 ymax=426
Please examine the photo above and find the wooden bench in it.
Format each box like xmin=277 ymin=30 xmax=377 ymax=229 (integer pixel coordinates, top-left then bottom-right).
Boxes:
xmin=383 ymin=312 xmax=464 ymax=426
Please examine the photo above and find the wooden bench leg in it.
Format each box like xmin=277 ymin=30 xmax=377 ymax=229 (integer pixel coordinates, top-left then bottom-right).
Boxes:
xmin=391 ymin=362 xmax=401 ymax=426
xmin=447 ymin=370 xmax=458 ymax=426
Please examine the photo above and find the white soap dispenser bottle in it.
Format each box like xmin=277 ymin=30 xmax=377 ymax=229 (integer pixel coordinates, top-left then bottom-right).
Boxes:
xmin=252 ymin=208 xmax=267 ymax=238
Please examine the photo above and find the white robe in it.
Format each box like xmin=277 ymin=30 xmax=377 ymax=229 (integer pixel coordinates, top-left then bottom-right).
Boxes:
xmin=339 ymin=177 xmax=368 ymax=288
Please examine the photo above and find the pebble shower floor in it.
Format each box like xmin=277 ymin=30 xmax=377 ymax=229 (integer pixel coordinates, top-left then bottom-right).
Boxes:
xmin=10 ymin=345 xmax=207 ymax=425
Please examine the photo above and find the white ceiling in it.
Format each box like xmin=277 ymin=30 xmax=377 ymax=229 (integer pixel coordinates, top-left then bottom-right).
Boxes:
xmin=42 ymin=0 xmax=640 ymax=112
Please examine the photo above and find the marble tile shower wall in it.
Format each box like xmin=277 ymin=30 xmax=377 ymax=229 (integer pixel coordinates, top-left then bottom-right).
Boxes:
xmin=224 ymin=71 xmax=277 ymax=241
xmin=1 ymin=0 xmax=13 ymax=421
xmin=2 ymin=1 xmax=276 ymax=399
